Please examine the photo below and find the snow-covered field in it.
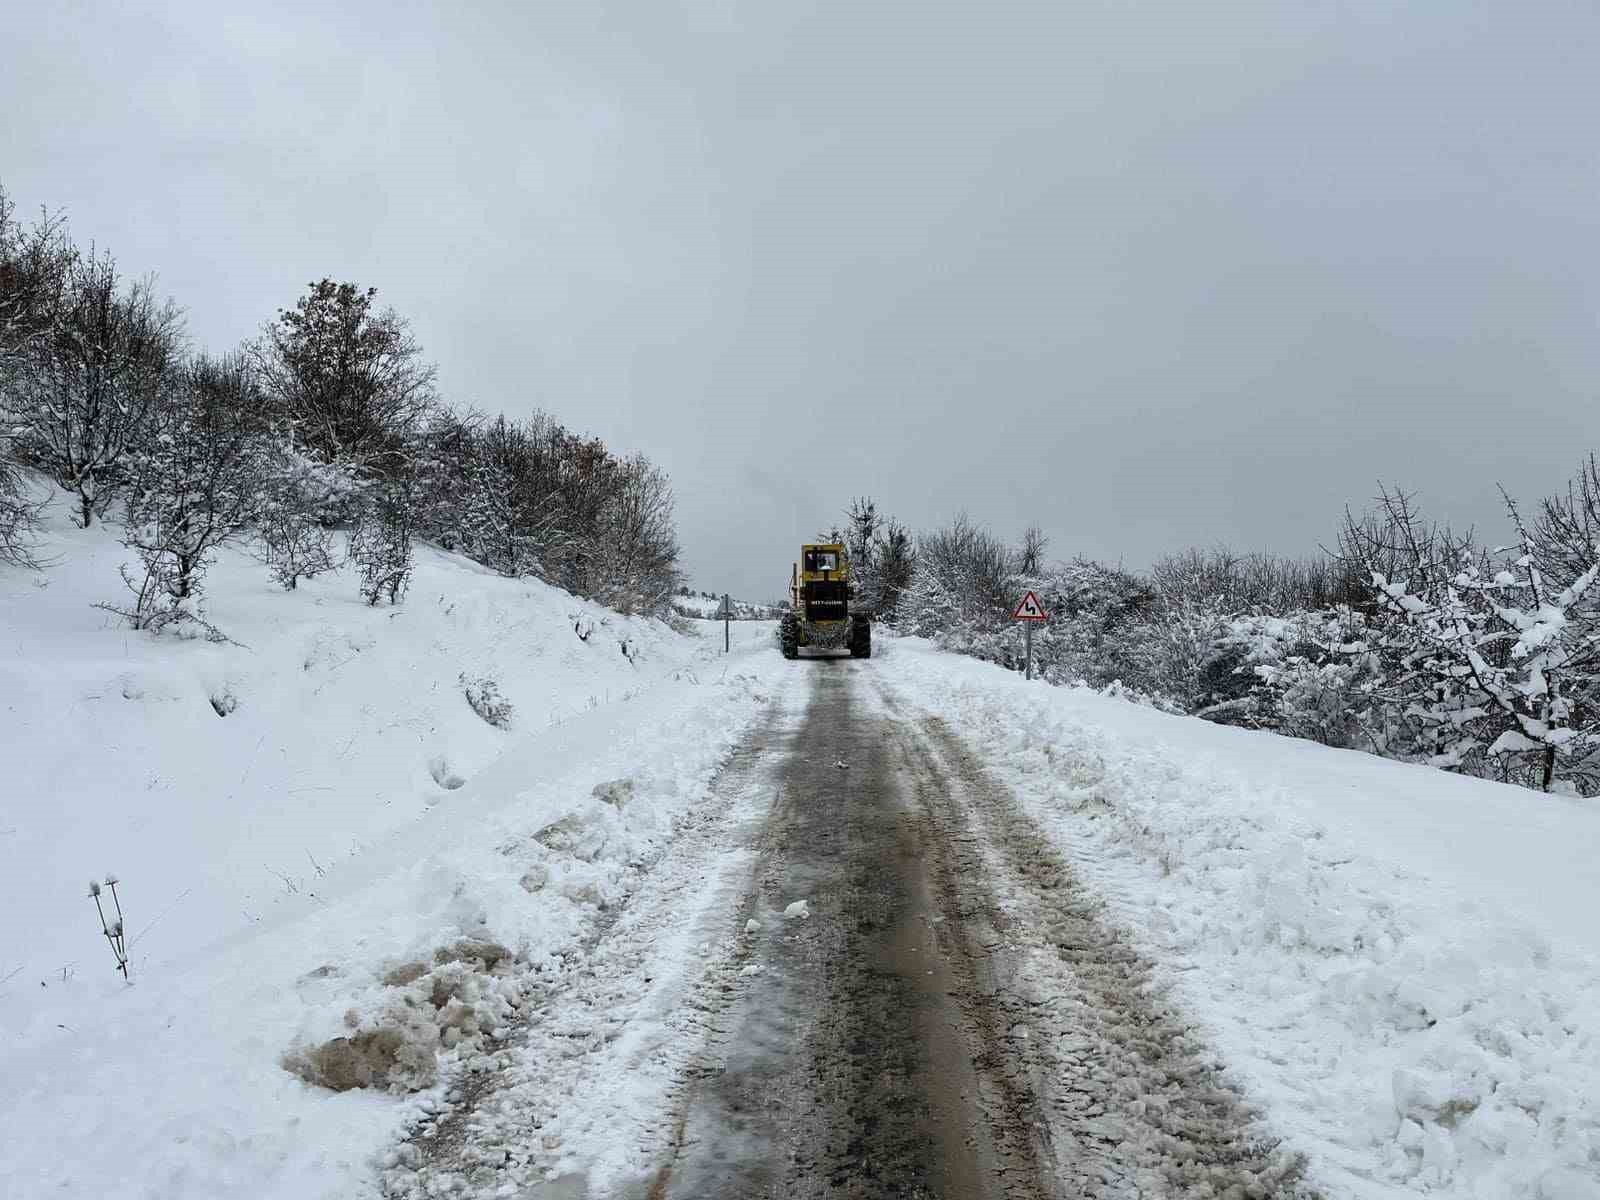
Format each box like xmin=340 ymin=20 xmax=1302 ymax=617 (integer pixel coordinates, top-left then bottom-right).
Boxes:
xmin=0 ymin=505 xmax=784 ymax=1199
xmin=881 ymin=638 xmax=1600 ymax=1200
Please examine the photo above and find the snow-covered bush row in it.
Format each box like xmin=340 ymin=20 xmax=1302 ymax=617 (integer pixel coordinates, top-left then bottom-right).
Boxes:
xmin=0 ymin=183 xmax=683 ymax=621
xmin=868 ymin=475 xmax=1600 ymax=796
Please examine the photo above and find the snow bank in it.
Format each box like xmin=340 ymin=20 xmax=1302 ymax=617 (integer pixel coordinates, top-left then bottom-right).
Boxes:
xmin=0 ymin=505 xmax=783 ymax=1198
xmin=884 ymin=637 xmax=1600 ymax=1200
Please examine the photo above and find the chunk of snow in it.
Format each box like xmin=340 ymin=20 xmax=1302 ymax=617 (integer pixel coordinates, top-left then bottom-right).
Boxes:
xmin=783 ymin=899 xmax=810 ymax=921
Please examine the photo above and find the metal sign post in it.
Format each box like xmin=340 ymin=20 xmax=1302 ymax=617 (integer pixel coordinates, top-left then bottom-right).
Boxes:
xmin=1011 ymin=590 xmax=1048 ymax=680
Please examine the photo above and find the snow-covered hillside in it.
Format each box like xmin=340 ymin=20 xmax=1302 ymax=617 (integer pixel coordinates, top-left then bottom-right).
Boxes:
xmin=668 ymin=590 xmax=779 ymax=621
xmin=0 ymin=502 xmax=783 ymax=1198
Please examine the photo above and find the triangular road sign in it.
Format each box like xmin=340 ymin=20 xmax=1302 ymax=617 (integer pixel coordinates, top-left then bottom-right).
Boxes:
xmin=1012 ymin=590 xmax=1048 ymax=621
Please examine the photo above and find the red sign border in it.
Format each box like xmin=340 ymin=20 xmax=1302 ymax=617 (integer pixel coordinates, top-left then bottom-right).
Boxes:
xmin=1011 ymin=590 xmax=1048 ymax=622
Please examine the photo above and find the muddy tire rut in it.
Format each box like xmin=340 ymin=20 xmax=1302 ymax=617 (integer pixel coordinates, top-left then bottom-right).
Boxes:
xmin=897 ymin=698 xmax=1316 ymax=1199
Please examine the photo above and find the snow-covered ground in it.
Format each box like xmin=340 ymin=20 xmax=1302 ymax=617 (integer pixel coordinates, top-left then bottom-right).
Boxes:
xmin=881 ymin=637 xmax=1600 ymax=1200
xmin=0 ymin=502 xmax=784 ymax=1199
xmin=6 ymin=503 xmax=1597 ymax=1200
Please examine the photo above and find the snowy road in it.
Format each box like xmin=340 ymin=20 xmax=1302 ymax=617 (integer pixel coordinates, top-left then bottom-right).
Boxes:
xmin=388 ymin=659 xmax=1309 ymax=1199
xmin=8 ymin=545 xmax=1594 ymax=1198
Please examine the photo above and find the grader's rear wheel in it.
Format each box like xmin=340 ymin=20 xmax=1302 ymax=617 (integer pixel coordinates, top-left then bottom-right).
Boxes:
xmin=849 ymin=615 xmax=872 ymax=658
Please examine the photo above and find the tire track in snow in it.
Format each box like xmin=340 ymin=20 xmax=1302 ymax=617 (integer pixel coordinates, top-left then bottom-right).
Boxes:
xmin=385 ymin=660 xmax=1317 ymax=1198
xmin=642 ymin=663 xmax=1056 ymax=1199
xmin=884 ymin=678 xmax=1318 ymax=1198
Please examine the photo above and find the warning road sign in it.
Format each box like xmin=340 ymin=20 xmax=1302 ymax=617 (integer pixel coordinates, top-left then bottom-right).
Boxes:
xmin=1012 ymin=590 xmax=1048 ymax=622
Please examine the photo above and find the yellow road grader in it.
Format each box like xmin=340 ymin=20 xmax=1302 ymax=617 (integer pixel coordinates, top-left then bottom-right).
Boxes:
xmin=781 ymin=542 xmax=871 ymax=659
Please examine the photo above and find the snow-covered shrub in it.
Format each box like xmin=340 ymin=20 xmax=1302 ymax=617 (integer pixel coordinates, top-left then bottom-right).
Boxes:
xmin=1271 ymin=659 xmax=1369 ymax=747
xmin=4 ymin=247 xmax=183 ymax=529
xmin=258 ymin=436 xmax=355 ymax=590
xmin=262 ymin=512 xmax=336 ymax=591
xmin=1134 ymin=598 xmax=1239 ymax=709
xmin=896 ymin=561 xmax=962 ymax=640
xmin=1342 ymin=485 xmax=1600 ymax=792
xmin=1204 ymin=608 xmax=1378 ymax=745
xmin=110 ymin=354 xmax=263 ymax=633
xmin=461 ymin=674 xmax=513 ymax=728
xmin=351 ymin=484 xmax=415 ymax=606
xmin=897 ymin=514 xmax=1013 ymax=639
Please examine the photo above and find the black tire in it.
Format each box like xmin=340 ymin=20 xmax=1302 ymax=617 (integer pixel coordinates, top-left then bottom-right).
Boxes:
xmin=781 ymin=614 xmax=800 ymax=660
xmin=849 ymin=614 xmax=872 ymax=658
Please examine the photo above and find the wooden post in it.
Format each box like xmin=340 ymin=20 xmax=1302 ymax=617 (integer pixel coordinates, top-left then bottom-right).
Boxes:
xmin=723 ymin=592 xmax=731 ymax=653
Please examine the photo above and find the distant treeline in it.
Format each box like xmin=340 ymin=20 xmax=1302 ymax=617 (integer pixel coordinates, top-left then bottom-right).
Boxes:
xmin=0 ymin=184 xmax=680 ymax=627
xmin=670 ymin=588 xmax=781 ymax=621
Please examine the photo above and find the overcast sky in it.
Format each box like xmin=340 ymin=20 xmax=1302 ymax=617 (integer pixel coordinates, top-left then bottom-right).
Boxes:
xmin=5 ymin=1 xmax=1598 ymax=602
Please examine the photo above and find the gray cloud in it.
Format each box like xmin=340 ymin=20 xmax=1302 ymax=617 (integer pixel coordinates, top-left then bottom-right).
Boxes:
xmin=5 ymin=1 xmax=1597 ymax=602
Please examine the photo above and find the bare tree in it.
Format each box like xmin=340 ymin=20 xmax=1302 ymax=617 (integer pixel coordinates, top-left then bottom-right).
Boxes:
xmin=1 ymin=187 xmax=75 ymax=561
xmin=592 ymin=455 xmax=680 ymax=614
xmin=0 ymin=186 xmax=73 ymax=380
xmin=351 ymin=482 xmax=417 ymax=605
xmin=458 ymin=414 xmax=565 ymax=578
xmin=874 ymin=519 xmax=916 ymax=618
xmin=412 ymin=406 xmax=481 ymax=552
xmin=0 ymin=457 xmax=50 ymax=567
xmin=1535 ymin=454 xmax=1600 ymax=587
xmin=846 ymin=497 xmax=879 ymax=566
xmin=7 ymin=247 xmax=183 ymax=527
xmin=842 ymin=496 xmax=883 ymax=609
xmin=252 ymin=279 xmax=436 ymax=476
xmin=1018 ymin=524 xmax=1049 ymax=576
xmin=898 ymin=512 xmax=1014 ymax=635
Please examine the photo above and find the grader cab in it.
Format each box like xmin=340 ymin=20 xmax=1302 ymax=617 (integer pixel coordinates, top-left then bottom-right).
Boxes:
xmin=781 ymin=542 xmax=871 ymax=659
